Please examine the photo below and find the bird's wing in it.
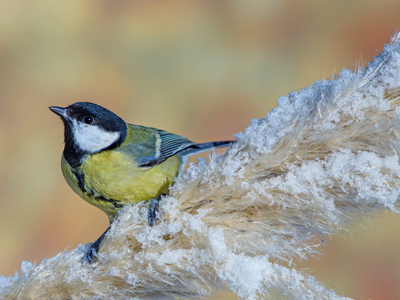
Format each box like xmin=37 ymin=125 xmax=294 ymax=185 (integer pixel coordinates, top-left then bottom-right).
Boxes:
xmin=123 ymin=125 xmax=196 ymax=168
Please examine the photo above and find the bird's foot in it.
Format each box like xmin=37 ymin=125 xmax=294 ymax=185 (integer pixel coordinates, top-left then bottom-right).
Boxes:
xmin=148 ymin=195 xmax=163 ymax=226
xmin=82 ymin=226 xmax=110 ymax=264
xmin=83 ymin=243 xmax=99 ymax=264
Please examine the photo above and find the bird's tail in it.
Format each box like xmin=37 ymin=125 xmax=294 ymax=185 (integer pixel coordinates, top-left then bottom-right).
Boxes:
xmin=178 ymin=140 xmax=235 ymax=172
xmin=180 ymin=140 xmax=235 ymax=157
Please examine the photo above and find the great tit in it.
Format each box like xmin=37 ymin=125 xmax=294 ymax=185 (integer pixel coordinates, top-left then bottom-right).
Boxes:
xmin=50 ymin=102 xmax=234 ymax=263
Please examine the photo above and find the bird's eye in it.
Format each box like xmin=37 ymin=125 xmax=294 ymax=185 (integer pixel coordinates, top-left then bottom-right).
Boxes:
xmin=84 ymin=116 xmax=94 ymax=124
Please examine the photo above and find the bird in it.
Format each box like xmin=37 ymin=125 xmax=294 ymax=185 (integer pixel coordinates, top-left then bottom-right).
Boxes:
xmin=49 ymin=102 xmax=234 ymax=264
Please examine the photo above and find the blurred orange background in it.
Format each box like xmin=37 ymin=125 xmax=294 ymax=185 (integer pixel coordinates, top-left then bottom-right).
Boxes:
xmin=1 ymin=1 xmax=400 ymax=299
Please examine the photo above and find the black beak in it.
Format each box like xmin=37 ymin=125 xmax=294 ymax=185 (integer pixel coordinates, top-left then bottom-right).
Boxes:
xmin=49 ymin=106 xmax=68 ymax=118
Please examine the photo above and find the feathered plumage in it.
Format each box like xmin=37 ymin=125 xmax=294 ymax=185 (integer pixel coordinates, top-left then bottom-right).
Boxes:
xmin=3 ymin=33 xmax=400 ymax=300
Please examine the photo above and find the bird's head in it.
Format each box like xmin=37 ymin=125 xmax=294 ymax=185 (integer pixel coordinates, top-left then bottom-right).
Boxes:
xmin=50 ymin=102 xmax=127 ymax=155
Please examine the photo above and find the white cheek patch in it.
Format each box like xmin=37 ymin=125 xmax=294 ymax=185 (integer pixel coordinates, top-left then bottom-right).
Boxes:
xmin=71 ymin=120 xmax=121 ymax=153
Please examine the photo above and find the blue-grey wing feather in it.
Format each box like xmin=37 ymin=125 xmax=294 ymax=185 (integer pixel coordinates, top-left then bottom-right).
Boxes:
xmin=157 ymin=131 xmax=196 ymax=158
xmin=133 ymin=129 xmax=196 ymax=167
xmin=121 ymin=124 xmax=234 ymax=168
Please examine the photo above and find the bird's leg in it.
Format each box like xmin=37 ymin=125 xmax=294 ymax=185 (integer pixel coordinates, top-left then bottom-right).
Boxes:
xmin=148 ymin=194 xmax=164 ymax=226
xmin=82 ymin=225 xmax=110 ymax=264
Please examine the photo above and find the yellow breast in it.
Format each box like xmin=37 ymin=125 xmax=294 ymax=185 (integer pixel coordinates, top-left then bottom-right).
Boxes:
xmin=61 ymin=150 xmax=181 ymax=221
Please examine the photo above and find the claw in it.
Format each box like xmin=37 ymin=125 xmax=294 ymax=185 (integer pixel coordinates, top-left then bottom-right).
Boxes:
xmin=148 ymin=195 xmax=162 ymax=226
xmin=83 ymin=243 xmax=99 ymax=264
xmin=82 ymin=226 xmax=110 ymax=264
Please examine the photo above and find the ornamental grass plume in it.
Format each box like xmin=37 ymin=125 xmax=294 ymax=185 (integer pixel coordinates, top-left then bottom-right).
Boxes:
xmin=3 ymin=34 xmax=400 ymax=300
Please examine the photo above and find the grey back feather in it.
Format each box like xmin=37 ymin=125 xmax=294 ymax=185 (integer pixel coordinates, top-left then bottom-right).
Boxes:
xmin=120 ymin=124 xmax=233 ymax=169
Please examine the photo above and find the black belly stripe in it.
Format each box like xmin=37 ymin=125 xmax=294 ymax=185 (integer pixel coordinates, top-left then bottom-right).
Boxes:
xmin=73 ymin=170 xmax=86 ymax=193
xmin=72 ymin=169 xmax=124 ymax=209
xmin=96 ymin=195 xmax=124 ymax=208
